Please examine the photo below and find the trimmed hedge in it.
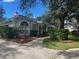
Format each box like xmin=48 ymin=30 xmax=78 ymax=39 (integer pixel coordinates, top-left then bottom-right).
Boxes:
xmin=4 ymin=27 xmax=18 ymax=38
xmin=0 ymin=26 xmax=18 ymax=39
xmin=0 ymin=26 xmax=6 ymax=38
xmin=48 ymin=29 xmax=69 ymax=40
xmin=30 ymin=30 xmax=37 ymax=36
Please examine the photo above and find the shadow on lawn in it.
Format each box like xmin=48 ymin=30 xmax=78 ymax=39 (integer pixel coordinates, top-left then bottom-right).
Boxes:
xmin=56 ymin=50 xmax=79 ymax=59
xmin=0 ymin=42 xmax=22 ymax=59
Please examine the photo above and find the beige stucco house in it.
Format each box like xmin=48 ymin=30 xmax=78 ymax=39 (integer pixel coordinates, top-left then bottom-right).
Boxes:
xmin=0 ymin=15 xmax=46 ymax=36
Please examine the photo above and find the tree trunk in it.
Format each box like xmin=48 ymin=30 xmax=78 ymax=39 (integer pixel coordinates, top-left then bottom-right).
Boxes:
xmin=60 ymin=18 xmax=64 ymax=29
xmin=60 ymin=11 xmax=67 ymax=29
xmin=77 ymin=19 xmax=79 ymax=35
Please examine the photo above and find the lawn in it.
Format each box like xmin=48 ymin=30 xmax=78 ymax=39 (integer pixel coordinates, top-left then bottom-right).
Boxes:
xmin=43 ymin=39 xmax=79 ymax=50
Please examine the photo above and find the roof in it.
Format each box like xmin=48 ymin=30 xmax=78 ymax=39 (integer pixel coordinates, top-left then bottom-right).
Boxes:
xmin=0 ymin=15 xmax=37 ymax=25
xmin=13 ymin=15 xmax=37 ymax=23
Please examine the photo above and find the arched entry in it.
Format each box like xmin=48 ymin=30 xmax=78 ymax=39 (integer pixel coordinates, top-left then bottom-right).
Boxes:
xmin=20 ymin=21 xmax=28 ymax=27
xmin=19 ymin=21 xmax=29 ymax=35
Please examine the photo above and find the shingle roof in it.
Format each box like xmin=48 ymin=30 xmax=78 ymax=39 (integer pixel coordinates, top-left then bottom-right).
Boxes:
xmin=0 ymin=15 xmax=37 ymax=25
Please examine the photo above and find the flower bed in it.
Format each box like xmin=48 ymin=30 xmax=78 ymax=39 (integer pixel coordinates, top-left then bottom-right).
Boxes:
xmin=14 ymin=35 xmax=34 ymax=43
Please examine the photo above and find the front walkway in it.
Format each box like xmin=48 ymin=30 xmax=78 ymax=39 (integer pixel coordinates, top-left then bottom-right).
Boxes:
xmin=0 ymin=37 xmax=79 ymax=59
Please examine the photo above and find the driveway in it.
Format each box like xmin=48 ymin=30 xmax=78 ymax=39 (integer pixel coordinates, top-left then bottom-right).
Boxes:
xmin=0 ymin=37 xmax=79 ymax=59
xmin=56 ymin=49 xmax=79 ymax=59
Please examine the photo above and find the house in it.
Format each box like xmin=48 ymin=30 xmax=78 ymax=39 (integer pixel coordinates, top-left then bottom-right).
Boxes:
xmin=64 ymin=19 xmax=77 ymax=32
xmin=0 ymin=14 xmax=76 ymax=36
xmin=0 ymin=15 xmax=46 ymax=36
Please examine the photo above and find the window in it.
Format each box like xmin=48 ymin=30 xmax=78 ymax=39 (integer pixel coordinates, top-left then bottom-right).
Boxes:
xmin=20 ymin=21 xmax=28 ymax=26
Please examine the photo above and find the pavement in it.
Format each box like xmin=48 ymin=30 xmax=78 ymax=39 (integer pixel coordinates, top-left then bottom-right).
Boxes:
xmin=0 ymin=37 xmax=79 ymax=59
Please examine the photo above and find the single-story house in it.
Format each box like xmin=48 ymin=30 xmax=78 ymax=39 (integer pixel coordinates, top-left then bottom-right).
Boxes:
xmin=0 ymin=14 xmax=76 ymax=36
xmin=0 ymin=15 xmax=47 ymax=36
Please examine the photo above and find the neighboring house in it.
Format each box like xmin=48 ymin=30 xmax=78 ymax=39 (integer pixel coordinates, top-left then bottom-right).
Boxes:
xmin=64 ymin=20 xmax=77 ymax=32
xmin=44 ymin=20 xmax=76 ymax=32
xmin=0 ymin=15 xmax=46 ymax=36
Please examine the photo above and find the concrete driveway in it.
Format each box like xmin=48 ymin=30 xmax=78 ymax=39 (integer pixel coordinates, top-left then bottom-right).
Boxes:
xmin=0 ymin=37 xmax=79 ymax=59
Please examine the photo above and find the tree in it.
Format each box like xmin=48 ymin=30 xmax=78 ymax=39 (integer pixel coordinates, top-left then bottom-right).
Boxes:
xmin=19 ymin=0 xmax=69 ymax=29
xmin=19 ymin=0 xmax=79 ymax=30
xmin=0 ymin=6 xmax=5 ymax=18
xmin=0 ymin=6 xmax=5 ymax=22
xmin=25 ymin=11 xmax=33 ymax=18
xmin=68 ymin=13 xmax=79 ymax=35
xmin=20 ymin=0 xmax=37 ymax=11
xmin=66 ymin=0 xmax=79 ymax=35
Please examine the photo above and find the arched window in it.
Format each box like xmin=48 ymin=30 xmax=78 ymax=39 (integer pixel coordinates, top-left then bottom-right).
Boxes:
xmin=20 ymin=21 xmax=28 ymax=26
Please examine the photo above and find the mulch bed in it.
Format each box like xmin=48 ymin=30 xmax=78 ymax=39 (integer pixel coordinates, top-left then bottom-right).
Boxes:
xmin=1 ymin=35 xmax=48 ymax=44
xmin=3 ymin=35 xmax=36 ymax=44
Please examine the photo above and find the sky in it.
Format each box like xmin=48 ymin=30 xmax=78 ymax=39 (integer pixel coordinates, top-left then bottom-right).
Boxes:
xmin=0 ymin=0 xmax=46 ymax=18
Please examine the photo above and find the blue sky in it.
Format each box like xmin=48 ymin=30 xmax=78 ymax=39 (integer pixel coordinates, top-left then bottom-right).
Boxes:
xmin=0 ymin=0 xmax=46 ymax=18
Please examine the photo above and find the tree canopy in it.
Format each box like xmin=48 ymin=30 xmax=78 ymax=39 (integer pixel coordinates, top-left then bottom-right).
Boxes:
xmin=19 ymin=0 xmax=79 ymax=29
xmin=0 ymin=6 xmax=5 ymax=18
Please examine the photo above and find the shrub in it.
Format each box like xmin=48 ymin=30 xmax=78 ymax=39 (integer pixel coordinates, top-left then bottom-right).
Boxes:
xmin=60 ymin=29 xmax=69 ymax=40
xmin=48 ymin=29 xmax=56 ymax=39
xmin=71 ymin=30 xmax=77 ymax=36
xmin=0 ymin=26 xmax=6 ymax=38
xmin=69 ymin=31 xmax=79 ymax=41
xmin=48 ymin=29 xmax=69 ymax=40
xmin=30 ymin=30 xmax=37 ymax=36
xmin=4 ymin=27 xmax=18 ymax=39
xmin=0 ymin=26 xmax=18 ymax=39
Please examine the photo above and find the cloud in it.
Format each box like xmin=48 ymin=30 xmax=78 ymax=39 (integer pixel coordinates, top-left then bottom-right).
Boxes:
xmin=3 ymin=0 xmax=14 ymax=2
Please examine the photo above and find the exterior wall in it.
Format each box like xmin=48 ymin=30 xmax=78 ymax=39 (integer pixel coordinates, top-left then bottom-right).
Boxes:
xmin=0 ymin=16 xmax=47 ymax=36
xmin=0 ymin=18 xmax=32 ymax=36
xmin=32 ymin=23 xmax=38 ymax=31
xmin=64 ymin=20 xmax=77 ymax=32
xmin=64 ymin=25 xmax=76 ymax=32
xmin=29 ymin=23 xmax=46 ymax=35
xmin=29 ymin=23 xmax=38 ymax=35
xmin=8 ymin=23 xmax=14 ymax=27
xmin=37 ymin=23 xmax=46 ymax=35
xmin=16 ymin=20 xmax=31 ymax=36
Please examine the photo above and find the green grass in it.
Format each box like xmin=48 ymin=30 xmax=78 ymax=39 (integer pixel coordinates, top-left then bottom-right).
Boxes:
xmin=43 ymin=39 xmax=79 ymax=50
